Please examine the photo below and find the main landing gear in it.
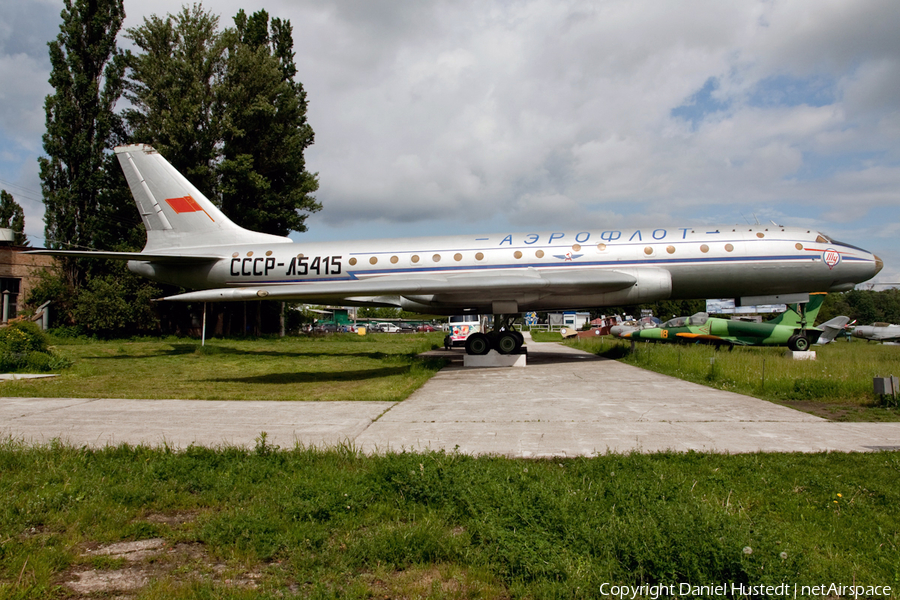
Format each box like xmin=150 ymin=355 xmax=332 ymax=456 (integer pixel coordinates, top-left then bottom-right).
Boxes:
xmin=464 ymin=314 xmax=525 ymax=356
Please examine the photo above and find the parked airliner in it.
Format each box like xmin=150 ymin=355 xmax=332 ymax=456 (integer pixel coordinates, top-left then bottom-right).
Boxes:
xmin=29 ymin=144 xmax=883 ymax=355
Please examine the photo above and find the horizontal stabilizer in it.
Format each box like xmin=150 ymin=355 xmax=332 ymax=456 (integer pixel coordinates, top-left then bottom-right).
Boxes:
xmin=23 ymin=249 xmax=220 ymax=264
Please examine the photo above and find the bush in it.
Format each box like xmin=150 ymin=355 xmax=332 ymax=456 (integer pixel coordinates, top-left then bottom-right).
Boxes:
xmin=0 ymin=321 xmax=49 ymax=354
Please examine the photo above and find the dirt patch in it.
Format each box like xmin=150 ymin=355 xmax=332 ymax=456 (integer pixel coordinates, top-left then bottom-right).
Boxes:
xmin=144 ymin=510 xmax=200 ymax=527
xmin=365 ymin=565 xmax=509 ymax=600
xmin=60 ymin=530 xmax=261 ymax=595
xmin=780 ymin=400 xmax=875 ymax=421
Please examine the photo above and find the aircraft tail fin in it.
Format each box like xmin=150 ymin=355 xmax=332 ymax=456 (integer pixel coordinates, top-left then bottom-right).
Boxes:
xmin=766 ymin=292 xmax=827 ymax=327
xmin=115 ymin=144 xmax=291 ymax=251
xmin=816 ymin=316 xmax=851 ymax=344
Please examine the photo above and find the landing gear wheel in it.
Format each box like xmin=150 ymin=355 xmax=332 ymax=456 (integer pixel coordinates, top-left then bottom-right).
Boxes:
xmin=465 ymin=333 xmax=491 ymax=355
xmin=496 ymin=332 xmax=520 ymax=354
xmin=512 ymin=331 xmax=525 ymax=347
xmin=788 ymin=335 xmax=810 ymax=352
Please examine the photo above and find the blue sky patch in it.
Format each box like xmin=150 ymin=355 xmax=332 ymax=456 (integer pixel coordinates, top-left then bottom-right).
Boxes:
xmin=747 ymin=74 xmax=837 ymax=109
xmin=671 ymin=77 xmax=731 ymax=129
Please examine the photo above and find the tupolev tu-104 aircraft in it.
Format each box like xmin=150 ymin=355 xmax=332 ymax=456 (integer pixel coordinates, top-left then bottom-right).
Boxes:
xmin=29 ymin=144 xmax=883 ymax=355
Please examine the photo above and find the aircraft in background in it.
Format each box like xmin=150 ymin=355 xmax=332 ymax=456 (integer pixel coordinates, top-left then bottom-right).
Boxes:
xmin=815 ymin=316 xmax=851 ymax=345
xmin=609 ymin=316 xmax=661 ymax=338
xmin=621 ymin=294 xmax=840 ymax=351
xmin=28 ymin=144 xmax=883 ymax=355
xmin=851 ymin=323 xmax=900 ymax=343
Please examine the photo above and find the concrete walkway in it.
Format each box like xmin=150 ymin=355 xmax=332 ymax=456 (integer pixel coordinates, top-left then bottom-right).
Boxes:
xmin=3 ymin=336 xmax=899 ymax=455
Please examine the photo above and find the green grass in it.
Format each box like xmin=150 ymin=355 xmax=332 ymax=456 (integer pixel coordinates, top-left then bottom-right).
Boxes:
xmin=0 ymin=442 xmax=898 ymax=599
xmin=0 ymin=333 xmax=446 ymax=402
xmin=562 ymin=336 xmax=900 ymax=421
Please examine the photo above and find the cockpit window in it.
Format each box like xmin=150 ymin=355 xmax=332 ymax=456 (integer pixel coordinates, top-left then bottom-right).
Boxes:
xmin=664 ymin=317 xmax=687 ymax=328
xmin=688 ymin=312 xmax=709 ymax=326
xmin=817 ymin=232 xmax=869 ymax=253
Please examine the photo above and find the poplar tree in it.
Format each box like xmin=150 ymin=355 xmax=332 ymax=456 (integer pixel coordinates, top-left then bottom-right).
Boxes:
xmin=123 ymin=5 xmax=224 ymax=199
xmin=39 ymin=0 xmax=128 ymax=285
xmin=218 ymin=9 xmax=320 ymax=236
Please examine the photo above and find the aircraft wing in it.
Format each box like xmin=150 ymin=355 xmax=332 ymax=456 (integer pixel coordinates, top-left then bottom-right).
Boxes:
xmin=23 ymin=250 xmax=220 ymax=264
xmin=159 ymin=268 xmax=639 ymax=302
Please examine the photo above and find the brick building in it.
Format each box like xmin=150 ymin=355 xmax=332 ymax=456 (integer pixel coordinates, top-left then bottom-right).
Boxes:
xmin=0 ymin=230 xmax=56 ymax=320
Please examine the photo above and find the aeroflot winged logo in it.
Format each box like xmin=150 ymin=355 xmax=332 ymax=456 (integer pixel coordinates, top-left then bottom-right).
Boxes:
xmin=823 ymin=248 xmax=841 ymax=270
xmin=165 ymin=195 xmax=214 ymax=222
xmin=553 ymin=252 xmax=583 ymax=261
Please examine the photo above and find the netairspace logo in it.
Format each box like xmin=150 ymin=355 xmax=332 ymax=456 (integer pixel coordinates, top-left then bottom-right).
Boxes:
xmin=597 ymin=582 xmax=893 ymax=598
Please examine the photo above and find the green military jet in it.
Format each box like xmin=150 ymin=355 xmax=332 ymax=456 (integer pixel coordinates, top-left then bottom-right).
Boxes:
xmin=623 ymin=293 xmax=830 ymax=351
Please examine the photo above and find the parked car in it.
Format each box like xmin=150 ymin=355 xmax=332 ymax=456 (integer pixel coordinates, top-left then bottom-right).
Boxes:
xmin=399 ymin=323 xmax=415 ymax=333
xmin=378 ymin=323 xmax=401 ymax=333
xmin=417 ymin=324 xmax=436 ymax=332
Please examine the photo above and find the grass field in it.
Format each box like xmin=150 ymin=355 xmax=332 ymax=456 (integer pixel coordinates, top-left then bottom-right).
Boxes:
xmin=543 ymin=332 xmax=900 ymax=422
xmin=0 ymin=333 xmax=446 ymax=402
xmin=1 ymin=442 xmax=898 ymax=599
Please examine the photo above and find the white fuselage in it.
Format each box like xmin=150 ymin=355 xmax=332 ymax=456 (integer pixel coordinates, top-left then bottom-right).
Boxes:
xmin=129 ymin=224 xmax=880 ymax=314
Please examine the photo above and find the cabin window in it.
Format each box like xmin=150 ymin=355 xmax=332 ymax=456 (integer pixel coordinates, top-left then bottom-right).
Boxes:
xmin=644 ymin=247 xmax=653 ymax=255
xmin=390 ymin=256 xmax=398 ymax=264
xmin=454 ymin=253 xmax=462 ymax=261
xmin=725 ymin=244 xmax=734 ymax=252
xmin=369 ymin=257 xmax=378 ymax=265
xmin=266 ymin=250 xmax=273 ymax=256
xmin=514 ymin=251 xmax=523 ymax=259
xmin=597 ymin=243 xmax=607 ymax=251
xmin=536 ymin=250 xmax=544 ymax=258
xmin=700 ymin=244 xmax=709 ymax=253
xmin=475 ymin=252 xmax=484 ymax=261
xmin=666 ymin=246 xmax=675 ymax=254
xmin=348 ymin=257 xmax=358 ymax=266
xmin=411 ymin=255 xmax=420 ymax=263
xmin=572 ymin=244 xmax=581 ymax=251
xmin=756 ymin=233 xmax=764 ymax=238
xmin=433 ymin=254 xmax=441 ymax=262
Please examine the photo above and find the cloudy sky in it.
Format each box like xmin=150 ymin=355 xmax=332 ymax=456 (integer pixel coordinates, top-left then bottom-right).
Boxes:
xmin=2 ymin=0 xmax=899 ymax=282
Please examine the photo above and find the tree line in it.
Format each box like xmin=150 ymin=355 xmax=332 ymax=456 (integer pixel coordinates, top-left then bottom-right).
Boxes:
xmin=28 ymin=0 xmax=319 ymax=337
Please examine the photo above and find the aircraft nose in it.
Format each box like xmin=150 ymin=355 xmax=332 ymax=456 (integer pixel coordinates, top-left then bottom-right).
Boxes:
xmin=874 ymin=255 xmax=884 ymax=276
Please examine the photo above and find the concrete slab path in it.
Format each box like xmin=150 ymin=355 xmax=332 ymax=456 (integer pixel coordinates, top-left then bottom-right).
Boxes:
xmin=2 ymin=335 xmax=899 ymax=455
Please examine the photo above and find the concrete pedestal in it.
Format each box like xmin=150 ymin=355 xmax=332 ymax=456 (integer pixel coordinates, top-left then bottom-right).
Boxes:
xmin=785 ymin=350 xmax=816 ymax=360
xmin=463 ymin=350 xmax=527 ymax=368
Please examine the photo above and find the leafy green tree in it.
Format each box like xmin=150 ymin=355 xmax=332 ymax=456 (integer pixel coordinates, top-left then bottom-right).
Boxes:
xmin=124 ymin=5 xmax=224 ymax=199
xmin=218 ymin=9 xmax=320 ymax=236
xmin=0 ymin=191 xmax=28 ymax=245
xmin=39 ymin=0 xmax=128 ymax=285
xmin=71 ymin=267 xmax=161 ymax=338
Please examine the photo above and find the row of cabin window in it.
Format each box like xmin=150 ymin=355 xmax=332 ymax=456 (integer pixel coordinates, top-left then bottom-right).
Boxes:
xmin=229 ymin=239 xmax=807 ymax=262
xmin=344 ymin=242 xmax=807 ymax=265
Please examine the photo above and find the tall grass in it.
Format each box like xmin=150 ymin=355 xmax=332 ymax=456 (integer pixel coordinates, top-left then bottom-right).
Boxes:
xmin=565 ymin=336 xmax=900 ymax=420
xmin=0 ymin=441 xmax=898 ymax=598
